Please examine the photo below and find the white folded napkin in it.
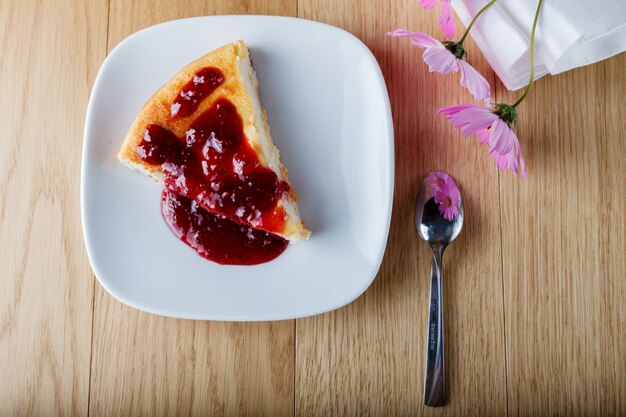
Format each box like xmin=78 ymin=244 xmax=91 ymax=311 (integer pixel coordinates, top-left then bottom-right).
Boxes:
xmin=452 ymin=0 xmax=626 ymax=90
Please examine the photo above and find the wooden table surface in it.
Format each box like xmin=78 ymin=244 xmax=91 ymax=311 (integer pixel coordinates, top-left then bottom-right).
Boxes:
xmin=2 ymin=0 xmax=625 ymax=416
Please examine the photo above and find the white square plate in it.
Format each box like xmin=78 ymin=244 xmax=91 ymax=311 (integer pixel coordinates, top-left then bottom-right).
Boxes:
xmin=82 ymin=16 xmax=393 ymax=321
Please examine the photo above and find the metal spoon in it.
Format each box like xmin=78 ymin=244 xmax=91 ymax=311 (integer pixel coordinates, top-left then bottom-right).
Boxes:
xmin=414 ymin=171 xmax=464 ymax=407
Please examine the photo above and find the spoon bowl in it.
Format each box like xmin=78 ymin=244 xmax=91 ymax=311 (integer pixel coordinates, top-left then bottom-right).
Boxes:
xmin=414 ymin=172 xmax=464 ymax=244
xmin=414 ymin=171 xmax=464 ymax=407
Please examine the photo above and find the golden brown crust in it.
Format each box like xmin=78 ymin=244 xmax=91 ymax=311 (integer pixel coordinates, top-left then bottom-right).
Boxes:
xmin=118 ymin=40 xmax=310 ymax=242
xmin=119 ymin=42 xmax=243 ymax=172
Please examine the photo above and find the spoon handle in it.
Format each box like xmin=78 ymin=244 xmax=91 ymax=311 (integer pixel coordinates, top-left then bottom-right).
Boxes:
xmin=424 ymin=244 xmax=445 ymax=407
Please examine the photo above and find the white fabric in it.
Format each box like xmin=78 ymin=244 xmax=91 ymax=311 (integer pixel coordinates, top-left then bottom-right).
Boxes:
xmin=451 ymin=0 xmax=626 ymax=90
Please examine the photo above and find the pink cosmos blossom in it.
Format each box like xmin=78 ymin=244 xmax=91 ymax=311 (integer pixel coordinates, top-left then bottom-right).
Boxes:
xmin=427 ymin=171 xmax=449 ymax=193
xmin=417 ymin=0 xmax=455 ymax=40
xmin=437 ymin=104 xmax=527 ymax=176
xmin=432 ymin=175 xmax=461 ymax=221
xmin=386 ymin=30 xmax=490 ymax=102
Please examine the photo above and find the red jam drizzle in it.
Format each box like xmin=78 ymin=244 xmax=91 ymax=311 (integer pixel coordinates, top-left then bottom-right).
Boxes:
xmin=137 ymin=97 xmax=290 ymax=265
xmin=170 ymin=67 xmax=224 ymax=118
xmin=161 ymin=190 xmax=288 ymax=265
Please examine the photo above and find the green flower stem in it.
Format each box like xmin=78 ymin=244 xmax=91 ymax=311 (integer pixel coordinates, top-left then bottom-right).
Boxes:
xmin=458 ymin=0 xmax=499 ymax=45
xmin=513 ymin=0 xmax=545 ymax=108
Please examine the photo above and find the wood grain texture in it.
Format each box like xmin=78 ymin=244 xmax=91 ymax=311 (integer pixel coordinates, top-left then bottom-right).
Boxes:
xmin=89 ymin=296 xmax=294 ymax=417
xmin=106 ymin=0 xmax=296 ymax=50
xmin=497 ymin=54 xmax=626 ymax=417
xmin=0 ymin=0 xmax=108 ymax=416
xmin=295 ymin=1 xmax=508 ymax=416
xmin=88 ymin=2 xmax=297 ymax=417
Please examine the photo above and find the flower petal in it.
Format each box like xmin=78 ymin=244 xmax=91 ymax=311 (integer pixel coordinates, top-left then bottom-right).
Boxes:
xmin=436 ymin=104 xmax=476 ymax=117
xmin=489 ymin=119 xmax=514 ymax=156
xmin=444 ymin=176 xmax=460 ymax=205
xmin=457 ymin=59 xmax=491 ymax=101
xmin=439 ymin=105 xmax=497 ymax=132
xmin=438 ymin=104 xmax=499 ymax=149
xmin=386 ymin=29 xmax=441 ymax=49
xmin=422 ymin=47 xmax=458 ymax=73
xmin=475 ymin=128 xmax=490 ymax=144
xmin=434 ymin=189 xmax=448 ymax=205
xmin=459 ymin=113 xmax=496 ymax=136
xmin=428 ymin=171 xmax=450 ymax=194
xmin=418 ymin=0 xmax=438 ymax=9
xmin=487 ymin=119 xmax=525 ymax=175
xmin=439 ymin=0 xmax=456 ymax=40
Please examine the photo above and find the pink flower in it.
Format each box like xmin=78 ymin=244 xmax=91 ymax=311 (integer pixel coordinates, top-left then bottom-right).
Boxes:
xmin=433 ymin=175 xmax=461 ymax=221
xmin=427 ymin=171 xmax=450 ymax=193
xmin=427 ymin=171 xmax=461 ymax=220
xmin=437 ymin=104 xmax=527 ymax=176
xmin=386 ymin=30 xmax=490 ymax=102
xmin=418 ymin=0 xmax=455 ymax=40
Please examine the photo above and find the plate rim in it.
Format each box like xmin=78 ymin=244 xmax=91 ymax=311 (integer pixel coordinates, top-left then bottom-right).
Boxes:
xmin=81 ymin=15 xmax=394 ymax=321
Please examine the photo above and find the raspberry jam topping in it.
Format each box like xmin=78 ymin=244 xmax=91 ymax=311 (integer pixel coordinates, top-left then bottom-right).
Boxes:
xmin=170 ymin=67 xmax=224 ymax=118
xmin=138 ymin=96 xmax=289 ymax=265
xmin=161 ymin=190 xmax=287 ymax=265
